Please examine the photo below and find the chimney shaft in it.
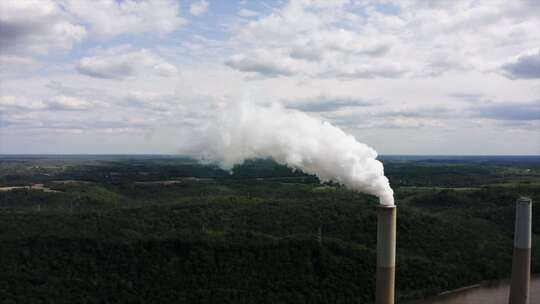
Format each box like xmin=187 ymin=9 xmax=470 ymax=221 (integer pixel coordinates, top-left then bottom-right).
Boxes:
xmin=509 ymin=197 xmax=532 ymax=304
xmin=376 ymin=205 xmax=396 ymax=304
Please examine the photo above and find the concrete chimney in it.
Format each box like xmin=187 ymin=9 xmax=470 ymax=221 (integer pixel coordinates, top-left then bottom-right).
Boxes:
xmin=376 ymin=205 xmax=396 ymax=304
xmin=509 ymin=197 xmax=532 ymax=304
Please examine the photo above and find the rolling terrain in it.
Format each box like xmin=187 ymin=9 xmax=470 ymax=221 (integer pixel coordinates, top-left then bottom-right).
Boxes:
xmin=0 ymin=155 xmax=539 ymax=303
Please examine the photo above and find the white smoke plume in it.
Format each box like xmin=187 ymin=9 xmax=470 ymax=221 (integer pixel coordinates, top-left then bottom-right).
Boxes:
xmin=195 ymin=100 xmax=394 ymax=206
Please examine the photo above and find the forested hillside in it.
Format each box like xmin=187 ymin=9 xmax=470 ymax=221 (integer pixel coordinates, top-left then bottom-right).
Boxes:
xmin=0 ymin=156 xmax=539 ymax=303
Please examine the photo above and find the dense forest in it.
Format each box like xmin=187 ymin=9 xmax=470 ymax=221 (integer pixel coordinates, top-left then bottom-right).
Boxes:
xmin=0 ymin=155 xmax=539 ymax=303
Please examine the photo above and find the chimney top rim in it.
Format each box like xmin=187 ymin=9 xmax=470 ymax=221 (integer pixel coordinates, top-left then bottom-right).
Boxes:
xmin=517 ymin=196 xmax=532 ymax=204
xmin=377 ymin=205 xmax=396 ymax=210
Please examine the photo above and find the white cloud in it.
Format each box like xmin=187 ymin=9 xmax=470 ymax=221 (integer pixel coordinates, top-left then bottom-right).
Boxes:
xmin=190 ymin=0 xmax=210 ymax=16
xmin=227 ymin=1 xmax=404 ymax=78
xmin=329 ymin=63 xmax=405 ymax=79
xmin=77 ymin=48 xmax=178 ymax=80
xmin=1 ymin=0 xmax=539 ymax=154
xmin=225 ymin=49 xmax=312 ymax=77
xmin=0 ymin=95 xmax=47 ymax=111
xmin=0 ymin=0 xmax=188 ymax=56
xmin=227 ymin=0 xmax=540 ymax=79
xmin=0 ymin=0 xmax=86 ymax=54
xmin=0 ymin=94 xmax=99 ymax=112
xmin=290 ymin=29 xmax=392 ymax=60
xmin=47 ymin=96 xmax=93 ymax=111
xmin=58 ymin=0 xmax=185 ymax=38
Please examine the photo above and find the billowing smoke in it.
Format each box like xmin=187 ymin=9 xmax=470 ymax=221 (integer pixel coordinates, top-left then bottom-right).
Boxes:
xmin=195 ymin=100 xmax=394 ymax=206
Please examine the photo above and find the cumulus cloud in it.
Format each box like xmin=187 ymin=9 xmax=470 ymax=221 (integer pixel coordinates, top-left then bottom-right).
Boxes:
xmin=226 ymin=1 xmax=402 ymax=78
xmin=190 ymin=0 xmax=209 ymax=16
xmin=291 ymin=29 xmax=392 ymax=60
xmin=501 ymin=49 xmax=540 ymax=79
xmin=77 ymin=48 xmax=178 ymax=80
xmin=0 ymin=0 xmax=188 ymax=56
xmin=225 ymin=49 xmax=310 ymax=77
xmin=58 ymin=0 xmax=185 ymax=38
xmin=1 ymin=0 xmax=539 ymax=154
xmin=0 ymin=0 xmax=86 ymax=54
xmin=226 ymin=0 xmax=540 ymax=79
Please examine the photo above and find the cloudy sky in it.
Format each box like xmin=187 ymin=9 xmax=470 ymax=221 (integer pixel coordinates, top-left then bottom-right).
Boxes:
xmin=0 ymin=0 xmax=539 ymax=155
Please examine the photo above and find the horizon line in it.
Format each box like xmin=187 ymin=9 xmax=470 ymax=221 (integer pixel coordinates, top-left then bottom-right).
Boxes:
xmin=0 ymin=153 xmax=539 ymax=157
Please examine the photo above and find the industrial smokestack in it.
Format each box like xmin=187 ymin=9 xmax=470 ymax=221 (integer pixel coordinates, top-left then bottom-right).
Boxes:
xmin=509 ymin=197 xmax=532 ymax=304
xmin=377 ymin=205 xmax=396 ymax=304
xmin=191 ymin=97 xmax=397 ymax=301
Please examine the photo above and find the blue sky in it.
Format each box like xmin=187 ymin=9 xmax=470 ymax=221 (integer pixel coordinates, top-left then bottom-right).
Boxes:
xmin=0 ymin=0 xmax=539 ymax=155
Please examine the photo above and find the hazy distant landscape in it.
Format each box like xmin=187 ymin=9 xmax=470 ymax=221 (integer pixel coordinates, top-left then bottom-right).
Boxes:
xmin=1 ymin=155 xmax=538 ymax=303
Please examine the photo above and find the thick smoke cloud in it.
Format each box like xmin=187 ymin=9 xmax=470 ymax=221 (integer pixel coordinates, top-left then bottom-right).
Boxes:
xmin=195 ymin=100 xmax=394 ymax=206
